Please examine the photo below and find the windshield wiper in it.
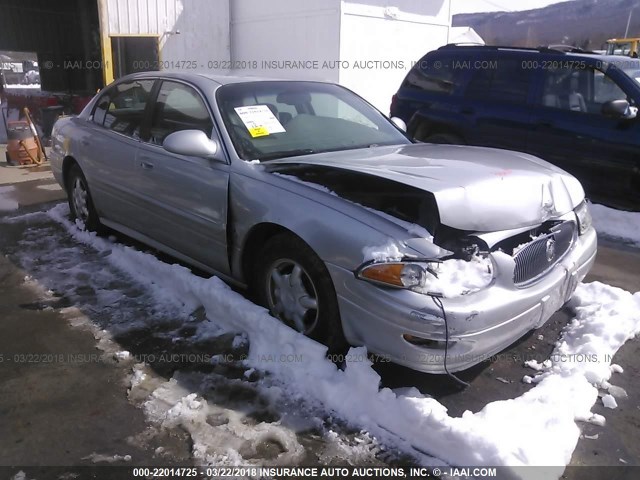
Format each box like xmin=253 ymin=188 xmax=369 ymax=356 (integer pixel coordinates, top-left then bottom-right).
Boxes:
xmin=259 ymin=149 xmax=315 ymax=161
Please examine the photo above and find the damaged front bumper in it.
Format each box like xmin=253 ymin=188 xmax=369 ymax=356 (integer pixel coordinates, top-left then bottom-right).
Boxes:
xmin=328 ymin=226 xmax=597 ymax=374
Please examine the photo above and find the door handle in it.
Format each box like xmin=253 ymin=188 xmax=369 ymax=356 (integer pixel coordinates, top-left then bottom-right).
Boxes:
xmin=140 ymin=161 xmax=154 ymax=170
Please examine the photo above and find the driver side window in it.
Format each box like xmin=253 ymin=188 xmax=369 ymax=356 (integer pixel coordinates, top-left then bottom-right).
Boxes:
xmin=149 ymin=81 xmax=213 ymax=146
xmin=542 ymin=66 xmax=627 ymax=114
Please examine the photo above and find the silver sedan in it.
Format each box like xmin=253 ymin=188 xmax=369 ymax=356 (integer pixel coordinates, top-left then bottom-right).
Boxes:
xmin=50 ymin=72 xmax=597 ymax=373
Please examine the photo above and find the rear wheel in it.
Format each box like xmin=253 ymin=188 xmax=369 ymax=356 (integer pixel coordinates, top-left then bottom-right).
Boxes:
xmin=254 ymin=234 xmax=348 ymax=354
xmin=66 ymin=164 xmax=102 ymax=232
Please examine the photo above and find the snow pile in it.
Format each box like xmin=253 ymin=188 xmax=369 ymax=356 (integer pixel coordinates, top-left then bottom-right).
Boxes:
xmin=590 ymin=203 xmax=640 ymax=246
xmin=362 ymin=240 xmax=404 ymax=262
xmin=44 ymin=204 xmax=640 ymax=477
xmin=81 ymin=452 xmax=132 ymax=463
xmin=417 ymin=255 xmax=493 ymax=298
xmin=362 ymin=240 xmax=493 ymax=297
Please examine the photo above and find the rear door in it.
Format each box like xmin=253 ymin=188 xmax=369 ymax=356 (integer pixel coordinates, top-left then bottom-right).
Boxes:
xmin=457 ymin=54 xmax=535 ymax=151
xmin=79 ymin=78 xmax=155 ymax=229
xmin=133 ymin=79 xmax=231 ymax=274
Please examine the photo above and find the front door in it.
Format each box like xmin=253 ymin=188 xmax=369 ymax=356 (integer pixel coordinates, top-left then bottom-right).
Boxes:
xmin=527 ymin=64 xmax=640 ymax=204
xmin=133 ymin=80 xmax=231 ymax=274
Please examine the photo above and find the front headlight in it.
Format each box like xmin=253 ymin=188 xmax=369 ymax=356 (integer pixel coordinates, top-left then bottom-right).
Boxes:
xmin=574 ymin=200 xmax=592 ymax=235
xmin=357 ymin=255 xmax=495 ymax=298
xmin=357 ymin=260 xmax=440 ymax=290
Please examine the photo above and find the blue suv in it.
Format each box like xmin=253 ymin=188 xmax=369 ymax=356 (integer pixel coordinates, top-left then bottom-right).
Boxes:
xmin=391 ymin=45 xmax=640 ymax=209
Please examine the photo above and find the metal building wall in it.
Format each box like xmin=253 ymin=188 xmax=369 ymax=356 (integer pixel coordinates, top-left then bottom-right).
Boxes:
xmin=99 ymin=0 xmax=231 ymax=83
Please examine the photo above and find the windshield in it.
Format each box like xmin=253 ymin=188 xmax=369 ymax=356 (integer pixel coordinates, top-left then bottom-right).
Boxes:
xmin=216 ymin=81 xmax=410 ymax=161
xmin=621 ymin=60 xmax=640 ymax=84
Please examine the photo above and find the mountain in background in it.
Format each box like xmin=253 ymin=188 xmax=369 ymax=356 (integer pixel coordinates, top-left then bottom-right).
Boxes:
xmin=453 ymin=0 xmax=640 ymax=50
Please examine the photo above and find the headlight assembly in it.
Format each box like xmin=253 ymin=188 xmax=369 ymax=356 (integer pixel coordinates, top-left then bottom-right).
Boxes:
xmin=356 ymin=255 xmax=494 ymax=298
xmin=357 ymin=260 xmax=441 ymax=291
xmin=574 ymin=200 xmax=592 ymax=236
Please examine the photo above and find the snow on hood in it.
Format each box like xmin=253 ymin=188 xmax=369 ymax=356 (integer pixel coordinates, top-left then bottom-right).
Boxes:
xmin=269 ymin=144 xmax=585 ymax=231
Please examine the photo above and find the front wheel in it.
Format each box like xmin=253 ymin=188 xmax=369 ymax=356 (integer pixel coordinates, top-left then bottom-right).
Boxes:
xmin=66 ymin=164 xmax=102 ymax=232
xmin=254 ymin=234 xmax=347 ymax=354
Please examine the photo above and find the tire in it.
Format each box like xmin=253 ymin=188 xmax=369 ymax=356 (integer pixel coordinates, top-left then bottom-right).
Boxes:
xmin=423 ymin=133 xmax=464 ymax=145
xmin=254 ymin=233 xmax=348 ymax=355
xmin=66 ymin=164 xmax=103 ymax=232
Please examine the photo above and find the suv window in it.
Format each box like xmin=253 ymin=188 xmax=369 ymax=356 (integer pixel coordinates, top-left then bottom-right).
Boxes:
xmin=402 ymin=55 xmax=462 ymax=95
xmin=92 ymin=80 xmax=154 ymax=138
xmin=465 ymin=58 xmax=530 ymax=103
xmin=149 ymin=81 xmax=213 ymax=145
xmin=541 ymin=66 xmax=628 ymax=114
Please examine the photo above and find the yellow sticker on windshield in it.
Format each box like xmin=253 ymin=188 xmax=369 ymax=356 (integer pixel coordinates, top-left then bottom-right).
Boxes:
xmin=234 ymin=105 xmax=286 ymax=138
xmin=249 ymin=126 xmax=269 ymax=137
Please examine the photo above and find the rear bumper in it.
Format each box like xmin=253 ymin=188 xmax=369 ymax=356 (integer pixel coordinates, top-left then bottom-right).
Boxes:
xmin=329 ymin=227 xmax=597 ymax=373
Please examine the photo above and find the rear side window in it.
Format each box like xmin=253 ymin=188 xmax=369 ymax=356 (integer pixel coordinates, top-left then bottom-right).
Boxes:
xmin=465 ymin=58 xmax=531 ymax=103
xmin=402 ymin=55 xmax=462 ymax=95
xmin=92 ymin=80 xmax=154 ymax=138
xmin=149 ymin=81 xmax=213 ymax=145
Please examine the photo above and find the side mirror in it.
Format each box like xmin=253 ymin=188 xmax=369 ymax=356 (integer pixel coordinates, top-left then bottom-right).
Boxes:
xmin=601 ymin=99 xmax=637 ymax=119
xmin=390 ymin=116 xmax=407 ymax=132
xmin=163 ymin=130 xmax=221 ymax=159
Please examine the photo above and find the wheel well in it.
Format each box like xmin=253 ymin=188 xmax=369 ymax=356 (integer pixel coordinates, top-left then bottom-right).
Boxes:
xmin=240 ymin=223 xmax=298 ymax=283
xmin=61 ymin=156 xmax=78 ymax=190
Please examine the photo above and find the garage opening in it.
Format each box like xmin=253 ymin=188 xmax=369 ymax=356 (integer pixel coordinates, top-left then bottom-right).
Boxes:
xmin=111 ymin=37 xmax=160 ymax=79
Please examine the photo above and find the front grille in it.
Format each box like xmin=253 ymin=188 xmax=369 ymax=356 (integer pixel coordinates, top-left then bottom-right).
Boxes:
xmin=513 ymin=221 xmax=575 ymax=286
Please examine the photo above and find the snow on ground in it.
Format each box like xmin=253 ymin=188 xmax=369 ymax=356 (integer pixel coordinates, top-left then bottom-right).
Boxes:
xmin=3 ymin=204 xmax=640 ymax=477
xmin=0 ymin=207 xmax=395 ymax=467
xmin=0 ymin=186 xmax=19 ymax=211
xmin=591 ymin=203 xmax=640 ymax=246
xmin=5 ymin=84 xmax=41 ymax=89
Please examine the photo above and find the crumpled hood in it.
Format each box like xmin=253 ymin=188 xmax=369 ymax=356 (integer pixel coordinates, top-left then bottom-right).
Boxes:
xmin=268 ymin=143 xmax=585 ymax=231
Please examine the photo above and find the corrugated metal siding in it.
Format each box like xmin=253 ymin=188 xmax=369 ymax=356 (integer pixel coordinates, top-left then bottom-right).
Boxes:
xmin=105 ymin=0 xmax=182 ymax=35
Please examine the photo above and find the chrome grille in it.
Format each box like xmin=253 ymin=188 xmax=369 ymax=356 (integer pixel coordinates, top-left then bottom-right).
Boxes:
xmin=513 ymin=221 xmax=575 ymax=286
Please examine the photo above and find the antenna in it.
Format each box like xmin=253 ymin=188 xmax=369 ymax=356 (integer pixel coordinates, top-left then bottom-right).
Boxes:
xmin=624 ymin=7 xmax=633 ymax=38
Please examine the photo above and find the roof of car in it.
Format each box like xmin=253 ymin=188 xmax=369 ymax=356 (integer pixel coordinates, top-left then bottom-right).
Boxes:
xmin=435 ymin=45 xmax=640 ymax=65
xmin=120 ymin=70 xmax=309 ymax=86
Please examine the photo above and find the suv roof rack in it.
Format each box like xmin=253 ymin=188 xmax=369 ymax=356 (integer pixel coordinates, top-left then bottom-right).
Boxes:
xmin=438 ymin=43 xmax=597 ymax=55
xmin=540 ymin=44 xmax=597 ymax=54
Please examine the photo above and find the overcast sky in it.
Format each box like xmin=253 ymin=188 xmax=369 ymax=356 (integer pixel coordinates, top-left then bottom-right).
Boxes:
xmin=451 ymin=0 xmax=569 ymax=15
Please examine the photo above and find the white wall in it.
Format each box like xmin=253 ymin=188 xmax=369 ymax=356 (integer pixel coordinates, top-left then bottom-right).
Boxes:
xmin=102 ymin=0 xmax=452 ymax=113
xmin=230 ymin=0 xmax=341 ymax=81
xmin=104 ymin=0 xmax=230 ymax=70
xmin=339 ymin=0 xmax=451 ymax=113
